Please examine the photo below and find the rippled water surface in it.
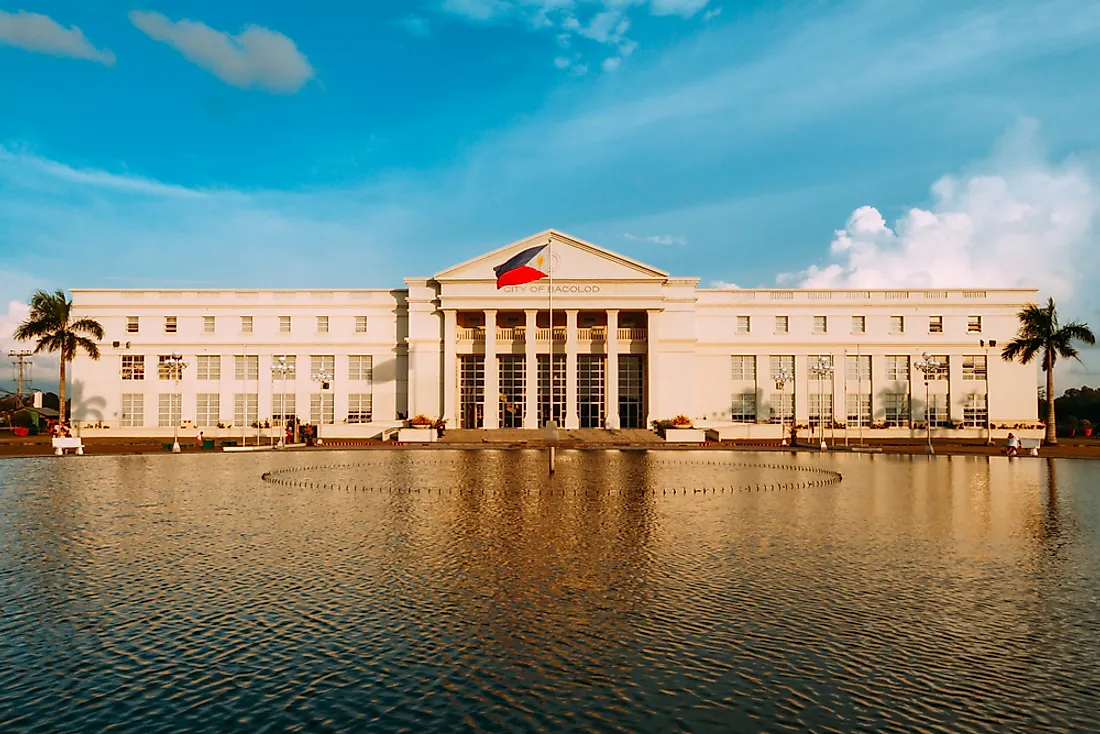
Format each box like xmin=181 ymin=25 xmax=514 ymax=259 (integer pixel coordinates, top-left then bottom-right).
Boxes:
xmin=2 ymin=450 xmax=1099 ymax=733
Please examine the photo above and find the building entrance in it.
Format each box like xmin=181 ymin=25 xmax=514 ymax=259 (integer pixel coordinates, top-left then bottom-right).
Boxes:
xmin=537 ymin=354 xmax=566 ymax=427
xmin=618 ymin=355 xmax=646 ymax=429
xmin=459 ymin=355 xmax=485 ymax=428
xmin=578 ymin=355 xmax=605 ymax=428
xmin=498 ymin=355 xmax=525 ymax=428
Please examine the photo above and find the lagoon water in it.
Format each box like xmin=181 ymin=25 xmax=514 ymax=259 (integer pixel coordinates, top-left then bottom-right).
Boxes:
xmin=1 ymin=450 xmax=1098 ymax=732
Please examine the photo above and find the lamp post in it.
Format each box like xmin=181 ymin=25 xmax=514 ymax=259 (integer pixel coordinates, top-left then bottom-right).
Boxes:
xmin=774 ymin=366 xmax=794 ymax=446
xmin=980 ymin=339 xmax=997 ymax=445
xmin=311 ymin=368 xmax=332 ymax=446
xmin=914 ymin=352 xmax=940 ymax=455
xmin=164 ymin=353 xmax=188 ymax=453
xmin=809 ymin=356 xmax=834 ymax=450
xmin=272 ymin=357 xmax=295 ymax=447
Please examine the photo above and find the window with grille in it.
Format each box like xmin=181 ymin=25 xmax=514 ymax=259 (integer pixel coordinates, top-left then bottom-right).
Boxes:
xmin=272 ymin=394 xmax=296 ymax=422
xmin=279 ymin=316 xmax=291 ymax=333
xmin=121 ymin=355 xmax=145 ymax=380
xmin=768 ymin=393 xmax=793 ymax=424
xmin=157 ymin=355 xmax=184 ymax=380
xmin=736 ymin=316 xmax=750 ymax=334
xmin=310 ymin=393 xmax=334 ymax=425
xmin=963 ymin=355 xmax=987 ymax=380
xmin=809 ymin=393 xmax=833 ymax=426
xmin=203 ymin=316 xmax=215 ymax=333
xmin=808 ymin=354 xmax=834 ymax=375
xmin=846 ymin=393 xmax=871 ymax=427
xmin=234 ymin=393 xmax=258 ymax=426
xmin=813 ymin=316 xmax=827 ymax=334
xmin=886 ymin=355 xmax=910 ymax=381
xmin=241 ymin=316 xmax=253 ymax=333
xmin=845 ymin=355 xmax=871 ymax=381
xmin=967 ymin=315 xmax=982 ymax=333
xmin=884 ymin=393 xmax=909 ymax=427
xmin=311 ymin=355 xmax=335 ymax=378
xmin=926 ymin=355 xmax=949 ymax=380
xmin=731 ymin=355 xmax=756 ymax=381
xmin=929 ymin=316 xmax=943 ymax=333
xmin=769 ymin=355 xmax=794 ymax=379
xmin=963 ymin=394 xmax=988 ymax=427
xmin=196 ymin=355 xmax=221 ymax=381
xmin=348 ymin=355 xmax=373 ymax=382
xmin=121 ymin=394 xmax=143 ymax=427
xmin=775 ymin=316 xmax=789 ymax=334
xmin=234 ymin=355 xmax=259 ymax=381
xmin=158 ymin=393 xmax=181 ymax=427
xmin=926 ymin=394 xmax=949 ymax=427
xmin=195 ymin=393 xmax=220 ymax=426
xmin=126 ymin=316 xmax=139 ymax=333
xmin=730 ymin=393 xmax=756 ymax=423
xmin=852 ymin=316 xmax=865 ymax=334
xmin=164 ymin=316 xmax=177 ymax=333
xmin=317 ymin=316 xmax=329 ymax=333
xmin=890 ymin=316 xmax=904 ymax=334
xmin=347 ymin=394 xmax=373 ymax=423
xmin=355 ymin=316 xmax=368 ymax=333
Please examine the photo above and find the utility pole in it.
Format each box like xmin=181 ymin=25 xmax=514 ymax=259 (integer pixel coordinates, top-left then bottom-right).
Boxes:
xmin=8 ymin=351 xmax=32 ymax=407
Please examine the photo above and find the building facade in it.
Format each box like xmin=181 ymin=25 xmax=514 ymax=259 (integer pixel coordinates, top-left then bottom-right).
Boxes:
xmin=69 ymin=230 xmax=1039 ymax=439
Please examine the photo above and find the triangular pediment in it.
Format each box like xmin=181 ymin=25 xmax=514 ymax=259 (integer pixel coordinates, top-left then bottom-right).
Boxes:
xmin=433 ymin=230 xmax=669 ymax=282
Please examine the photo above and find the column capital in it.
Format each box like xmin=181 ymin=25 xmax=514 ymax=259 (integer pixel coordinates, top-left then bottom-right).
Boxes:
xmin=484 ymin=308 xmax=498 ymax=314
xmin=606 ymin=308 xmax=620 ymax=315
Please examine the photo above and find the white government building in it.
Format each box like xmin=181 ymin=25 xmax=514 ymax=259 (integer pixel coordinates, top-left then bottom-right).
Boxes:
xmin=70 ymin=230 xmax=1039 ymax=440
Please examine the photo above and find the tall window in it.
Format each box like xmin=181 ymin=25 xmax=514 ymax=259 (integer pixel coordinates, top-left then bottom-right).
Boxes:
xmin=929 ymin=315 xmax=943 ymax=333
xmin=731 ymin=355 xmax=756 ymax=381
xmin=846 ymin=393 xmax=871 ymax=428
xmin=730 ymin=393 xmax=756 ymax=423
xmin=241 ymin=316 xmax=253 ymax=333
xmin=769 ymin=355 xmax=794 ymax=379
xmin=813 ymin=316 xmax=828 ymax=334
xmin=809 ymin=393 xmax=833 ymax=426
xmin=845 ymin=355 xmax=871 ymax=381
xmin=158 ymin=393 xmax=181 ymax=427
xmin=121 ymin=355 xmax=145 ymax=380
xmin=310 ymin=393 xmax=335 ymax=425
xmin=884 ymin=393 xmax=909 ymax=427
xmin=852 ymin=316 xmax=866 ymax=334
xmin=967 ymin=315 xmax=982 ymax=333
xmin=158 ymin=355 xmax=183 ymax=380
xmin=348 ymin=355 xmax=373 ymax=382
xmin=775 ymin=316 xmax=789 ymax=334
xmin=962 ymin=355 xmax=987 ymax=380
xmin=963 ymin=394 xmax=988 ymax=427
xmin=126 ymin=316 xmax=139 ymax=333
xmin=234 ymin=355 xmax=259 ymax=381
xmin=311 ymin=355 xmax=335 ymax=377
xmin=121 ymin=394 xmax=143 ymax=427
xmin=890 ymin=316 xmax=904 ymax=334
xmin=164 ymin=316 xmax=177 ymax=334
xmin=195 ymin=393 xmax=220 ymax=426
xmin=317 ymin=316 xmax=329 ymax=333
xmin=355 ymin=316 xmax=368 ymax=333
xmin=348 ymin=394 xmax=373 ymax=423
xmin=196 ymin=355 xmax=221 ymax=381
xmin=927 ymin=355 xmax=949 ymax=380
xmin=203 ymin=316 xmax=215 ymax=334
xmin=926 ymin=394 xmax=949 ymax=427
xmin=736 ymin=316 xmax=750 ymax=334
xmin=234 ymin=393 xmax=258 ymax=426
xmin=886 ymin=355 xmax=910 ymax=381
xmin=768 ymin=393 xmax=793 ymax=424
xmin=279 ymin=316 xmax=291 ymax=333
xmin=272 ymin=394 xmax=296 ymax=422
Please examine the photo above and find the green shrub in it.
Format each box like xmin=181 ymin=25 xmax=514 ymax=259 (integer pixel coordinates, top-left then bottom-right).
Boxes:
xmin=11 ymin=410 xmax=34 ymax=428
xmin=27 ymin=424 xmax=39 ymax=436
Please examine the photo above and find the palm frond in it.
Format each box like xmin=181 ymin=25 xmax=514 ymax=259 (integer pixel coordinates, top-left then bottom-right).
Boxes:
xmin=1060 ymin=322 xmax=1096 ymax=346
xmin=73 ymin=336 xmax=101 ymax=360
xmin=1001 ymin=337 xmax=1042 ymax=364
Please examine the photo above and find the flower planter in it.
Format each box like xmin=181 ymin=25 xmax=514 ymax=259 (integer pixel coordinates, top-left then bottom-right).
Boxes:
xmin=13 ymin=427 xmax=29 ymax=437
xmin=664 ymin=427 xmax=706 ymax=443
xmin=398 ymin=427 xmax=438 ymax=443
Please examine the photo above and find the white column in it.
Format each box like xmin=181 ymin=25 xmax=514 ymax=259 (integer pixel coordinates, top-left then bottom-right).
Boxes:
xmin=565 ymin=309 xmax=579 ymax=429
xmin=524 ymin=309 xmax=538 ymax=429
xmin=606 ymin=310 xmax=619 ymax=429
xmin=484 ymin=310 xmax=498 ymax=429
xmin=645 ymin=309 xmax=660 ymax=427
xmin=443 ymin=310 xmax=457 ymax=426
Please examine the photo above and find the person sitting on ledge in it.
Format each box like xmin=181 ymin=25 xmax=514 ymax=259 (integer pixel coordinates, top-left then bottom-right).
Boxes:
xmin=1004 ymin=432 xmax=1020 ymax=456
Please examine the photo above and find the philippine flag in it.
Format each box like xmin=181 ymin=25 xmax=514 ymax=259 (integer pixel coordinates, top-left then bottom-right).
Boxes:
xmin=494 ymin=244 xmax=550 ymax=289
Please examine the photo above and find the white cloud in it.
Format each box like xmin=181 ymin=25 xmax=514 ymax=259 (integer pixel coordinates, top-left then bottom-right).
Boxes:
xmin=0 ymin=10 xmax=115 ymax=65
xmin=783 ymin=120 xmax=1099 ymax=303
xmin=651 ymin=0 xmax=710 ymax=17
xmin=623 ymin=232 xmax=687 ymax=246
xmin=129 ymin=11 xmax=314 ymax=93
xmin=602 ymin=56 xmax=622 ymax=72
xmin=702 ymin=7 xmax=722 ymax=22
xmin=709 ymin=280 xmax=739 ymax=289
xmin=554 ymin=56 xmax=572 ymax=69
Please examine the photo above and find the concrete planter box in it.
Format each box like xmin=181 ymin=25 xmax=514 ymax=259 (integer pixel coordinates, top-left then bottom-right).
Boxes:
xmin=704 ymin=424 xmax=785 ymax=441
xmin=664 ymin=427 xmax=706 ymax=443
xmin=398 ymin=427 xmax=438 ymax=442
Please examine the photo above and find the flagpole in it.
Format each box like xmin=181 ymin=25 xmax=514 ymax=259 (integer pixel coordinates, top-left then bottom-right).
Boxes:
xmin=547 ymin=237 xmax=556 ymax=474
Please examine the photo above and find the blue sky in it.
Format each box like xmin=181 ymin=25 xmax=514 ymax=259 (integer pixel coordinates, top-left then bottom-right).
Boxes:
xmin=2 ymin=0 xmax=1100 ymax=386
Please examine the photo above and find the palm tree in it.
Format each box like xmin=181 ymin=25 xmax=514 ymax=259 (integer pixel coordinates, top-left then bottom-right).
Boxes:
xmin=14 ymin=289 xmax=104 ymax=424
xmin=1001 ymin=297 xmax=1095 ymax=445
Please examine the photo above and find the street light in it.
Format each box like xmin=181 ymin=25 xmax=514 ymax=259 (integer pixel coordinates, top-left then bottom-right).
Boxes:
xmin=914 ymin=352 xmax=941 ymax=455
xmin=311 ymin=367 xmax=333 ymax=446
xmin=271 ymin=357 xmax=295 ymax=447
xmin=163 ymin=353 xmax=188 ymax=453
xmin=773 ymin=366 xmax=794 ymax=446
xmin=980 ymin=340 xmax=997 ymax=445
xmin=808 ymin=356 xmax=834 ymax=450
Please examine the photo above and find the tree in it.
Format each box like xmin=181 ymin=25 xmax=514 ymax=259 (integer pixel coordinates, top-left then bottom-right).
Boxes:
xmin=14 ymin=289 xmax=104 ymax=424
xmin=1001 ymin=297 xmax=1095 ymax=445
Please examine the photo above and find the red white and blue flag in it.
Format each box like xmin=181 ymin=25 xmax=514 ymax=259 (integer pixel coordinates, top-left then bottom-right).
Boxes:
xmin=494 ymin=244 xmax=550 ymax=289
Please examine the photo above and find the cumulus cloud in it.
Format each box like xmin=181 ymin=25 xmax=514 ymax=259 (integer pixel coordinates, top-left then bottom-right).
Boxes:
xmin=651 ymin=0 xmax=710 ymax=18
xmin=623 ymin=233 xmax=687 ymax=246
xmin=783 ymin=121 xmax=1099 ymax=302
xmin=0 ymin=10 xmax=115 ymax=65
xmin=129 ymin=11 xmax=315 ymax=93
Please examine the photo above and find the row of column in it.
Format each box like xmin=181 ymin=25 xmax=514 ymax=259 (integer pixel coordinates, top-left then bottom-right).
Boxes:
xmin=442 ymin=309 xmax=660 ymax=430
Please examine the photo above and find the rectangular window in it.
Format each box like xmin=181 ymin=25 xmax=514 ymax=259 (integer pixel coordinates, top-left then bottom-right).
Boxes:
xmin=195 ymin=393 xmax=220 ymax=427
xmin=968 ymin=315 xmax=982 ymax=333
xmin=736 ymin=316 xmax=750 ymax=334
xmin=813 ymin=316 xmax=828 ymax=334
xmin=769 ymin=355 xmax=794 ymax=380
xmin=886 ymin=355 xmax=910 ymax=382
xmin=355 ymin=316 xmax=368 ymax=333
xmin=164 ymin=316 xmax=177 ymax=334
xmin=317 ymin=316 xmax=329 ymax=333
xmin=348 ymin=394 xmax=373 ymax=423
xmin=730 ymin=393 xmax=756 ymax=423
xmin=310 ymin=393 xmax=335 ymax=425
xmin=272 ymin=393 xmax=296 ymax=423
xmin=808 ymin=393 xmax=834 ymax=427
xmin=929 ymin=315 xmax=943 ymax=333
xmin=126 ymin=316 xmax=139 ymax=333
xmin=311 ymin=355 xmax=335 ymax=379
xmin=234 ymin=355 xmax=259 ymax=381
xmin=890 ymin=316 xmax=904 ymax=334
xmin=196 ymin=355 xmax=221 ymax=381
xmin=273 ymin=354 xmax=297 ymax=374
xmin=926 ymin=355 xmax=949 ymax=380
xmin=963 ymin=355 xmax=987 ymax=380
xmin=241 ymin=316 xmax=253 ymax=333
xmin=158 ymin=393 xmax=181 ymax=427
xmin=768 ymin=393 xmax=793 ymax=424
xmin=157 ymin=355 xmax=184 ymax=381
xmin=852 ymin=316 xmax=866 ymax=334
xmin=121 ymin=393 xmax=144 ymax=427
xmin=730 ymin=355 xmax=756 ymax=381
xmin=121 ymin=355 xmax=145 ymax=381
xmin=846 ymin=393 xmax=871 ymax=428
xmin=279 ymin=316 xmax=291 ymax=333
xmin=845 ymin=355 xmax=871 ymax=381
xmin=963 ymin=394 xmax=988 ymax=428
xmin=775 ymin=316 xmax=789 ymax=334
xmin=808 ymin=354 xmax=835 ymax=372
xmin=234 ymin=393 xmax=258 ymax=426
xmin=348 ymin=355 xmax=373 ymax=382
xmin=926 ymin=393 xmax=949 ymax=427
xmin=884 ymin=393 xmax=909 ymax=427
xmin=203 ymin=316 xmax=215 ymax=334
